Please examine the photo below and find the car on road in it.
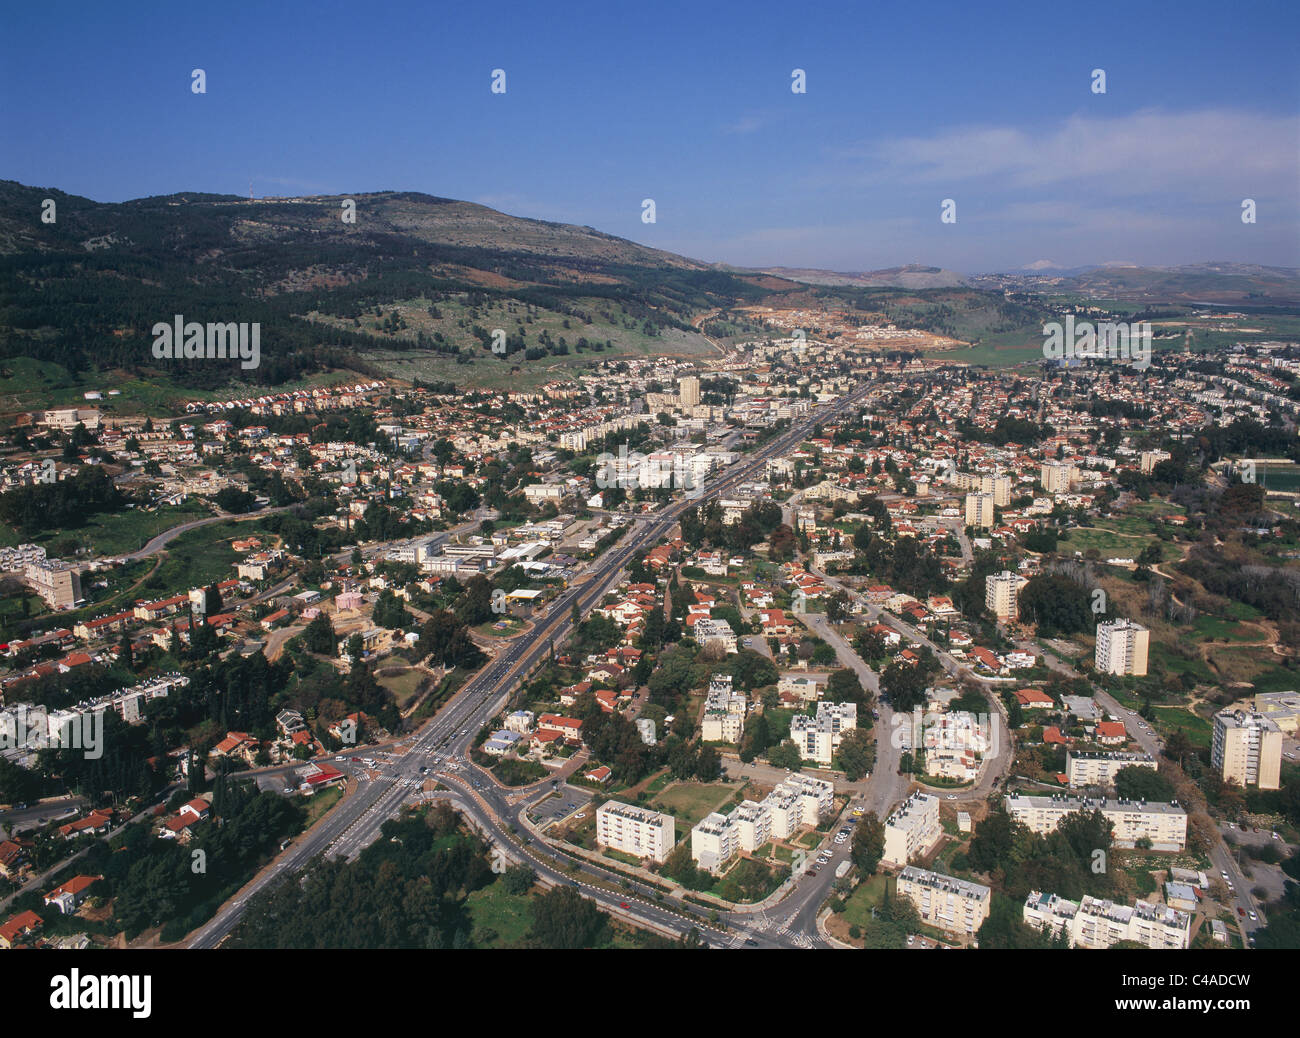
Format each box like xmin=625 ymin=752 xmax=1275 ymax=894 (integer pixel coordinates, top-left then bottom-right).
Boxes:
xmin=1238 ymin=907 xmax=1246 ymax=917
xmin=1249 ymin=910 xmax=1257 ymax=921
xmin=620 ymin=902 xmax=630 ymax=909
xmin=744 ymin=938 xmax=758 ymax=946
xmin=335 ymin=756 xmax=345 ymax=762
xmin=946 ymin=794 xmax=957 ymax=801
xmin=1221 ymin=871 xmax=1231 ymax=880
xmin=805 ymin=870 xmax=816 ymax=877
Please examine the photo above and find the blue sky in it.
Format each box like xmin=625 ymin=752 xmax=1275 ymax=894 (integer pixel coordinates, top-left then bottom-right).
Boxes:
xmin=4 ymin=0 xmax=1298 ymax=272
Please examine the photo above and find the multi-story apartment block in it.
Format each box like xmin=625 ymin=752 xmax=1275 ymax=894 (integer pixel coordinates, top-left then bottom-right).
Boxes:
xmin=965 ymin=492 xmax=996 ymax=530
xmin=781 ymin=772 xmax=834 ymax=823
xmin=789 ymin=701 xmax=858 ymax=766
xmin=678 ymin=376 xmax=700 ymax=408
xmin=1023 ymin=891 xmax=1191 ymax=949
xmin=1065 ymin=750 xmax=1158 ymax=789
xmin=691 ymin=811 xmax=739 ymax=874
xmin=693 ymin=617 xmax=737 ymax=654
xmin=897 ymin=866 xmax=991 ymax=939
xmin=984 ymin=570 xmax=1021 ymax=621
xmin=1211 ymin=709 xmax=1283 ymax=790
xmin=1004 ymin=793 xmax=1187 ymax=850
xmin=883 ymin=792 xmax=942 ymax=867
xmin=1094 ymin=619 xmax=1149 ymax=677
xmin=1252 ymin=691 xmax=1300 ymax=734
xmin=595 ymin=800 xmax=676 ymax=863
xmin=24 ymin=561 xmax=82 ymax=610
xmin=701 ymin=674 xmax=747 ymax=743
xmin=1040 ymin=460 xmax=1077 ymax=494
xmin=730 ymin=800 xmax=772 ymax=852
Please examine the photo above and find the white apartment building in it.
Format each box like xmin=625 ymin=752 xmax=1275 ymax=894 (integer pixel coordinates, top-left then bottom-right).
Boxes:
xmin=1066 ymin=750 xmax=1158 ymax=788
xmin=789 ymin=701 xmax=858 ymax=766
xmin=1212 ymin=709 xmax=1283 ymax=790
xmin=985 ymin=571 xmax=1021 ymax=621
xmin=691 ymin=811 xmax=739 ymax=874
xmin=690 ymin=773 xmax=835 ymax=872
xmin=731 ymin=800 xmax=773 ymax=852
xmin=693 ymin=617 xmax=738 ymax=654
xmin=701 ymin=674 xmax=747 ymax=743
xmin=1094 ymin=619 xmax=1150 ymax=677
xmin=897 ymin=866 xmax=991 ymax=939
xmin=1023 ymin=891 xmax=1191 ymax=949
xmin=596 ymin=801 xmax=676 ymax=863
xmin=781 ymin=772 xmax=834 ymax=824
xmin=883 ymin=792 xmax=942 ymax=867
xmin=678 ymin=376 xmax=700 ymax=408
xmin=965 ymin=492 xmax=996 ymax=530
xmin=1004 ymin=793 xmax=1188 ymax=850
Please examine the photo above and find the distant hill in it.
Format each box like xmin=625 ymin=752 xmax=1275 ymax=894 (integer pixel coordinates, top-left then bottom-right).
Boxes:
xmin=0 ymin=181 xmax=782 ymax=390
xmin=970 ymin=262 xmax=1300 ymax=306
xmin=759 ymin=264 xmax=968 ymax=290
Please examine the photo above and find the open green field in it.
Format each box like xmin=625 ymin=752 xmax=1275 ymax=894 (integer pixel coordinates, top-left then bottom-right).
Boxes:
xmin=650 ymin=781 xmax=742 ymax=830
xmin=1152 ymin=705 xmax=1215 ymax=748
xmin=465 ymin=882 xmax=536 ymax=948
xmin=1059 ymin=525 xmax=1176 ymax=562
xmin=375 ymin=667 xmax=427 ymax=708
xmin=0 ymin=356 xmax=366 ymax=417
xmin=0 ymin=500 xmax=214 ymax=555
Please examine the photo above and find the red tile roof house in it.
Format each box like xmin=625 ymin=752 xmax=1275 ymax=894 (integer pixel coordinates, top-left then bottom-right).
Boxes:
xmin=536 ymin=714 xmax=584 ymax=743
xmin=0 ymin=909 xmax=43 ymax=949
xmin=1013 ymin=688 xmax=1054 ymax=709
xmin=584 ymin=766 xmax=612 ymax=784
xmin=213 ymin=731 xmax=259 ymax=761
xmin=43 ymin=875 xmax=102 ymax=915
xmin=58 ymin=809 xmax=114 ymax=840
xmin=1043 ymin=726 xmax=1068 ymax=746
xmin=1096 ymin=721 xmax=1128 ymax=746
xmin=0 ymin=839 xmax=29 ymax=879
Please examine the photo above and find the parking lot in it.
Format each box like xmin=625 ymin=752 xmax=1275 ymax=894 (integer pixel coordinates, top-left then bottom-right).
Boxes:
xmin=529 ymin=786 xmax=592 ymax=828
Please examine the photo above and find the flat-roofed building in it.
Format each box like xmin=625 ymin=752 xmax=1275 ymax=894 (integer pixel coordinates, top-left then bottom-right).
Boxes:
xmin=1040 ymin=460 xmax=1077 ymax=494
xmin=596 ymin=800 xmax=676 ymax=863
xmin=24 ymin=561 xmax=82 ymax=610
xmin=1004 ymin=792 xmax=1187 ymax=850
xmin=1252 ymin=691 xmax=1300 ymax=734
xmin=1023 ymin=890 xmax=1190 ymax=949
xmin=1065 ymin=750 xmax=1157 ymax=789
xmin=730 ymin=800 xmax=772 ymax=852
xmin=1095 ymin=619 xmax=1149 ymax=677
xmin=984 ymin=570 xmax=1022 ymax=621
xmin=965 ymin=493 xmax=996 ymax=530
xmin=691 ymin=811 xmax=738 ymax=874
xmin=897 ymin=866 xmax=990 ymax=939
xmin=883 ymin=792 xmax=942 ymax=867
xmin=1212 ymin=709 xmax=1283 ymax=790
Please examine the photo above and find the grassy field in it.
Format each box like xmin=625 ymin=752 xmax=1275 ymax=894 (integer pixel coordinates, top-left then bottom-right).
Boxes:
xmin=650 ymin=781 xmax=743 ymax=831
xmin=375 ymin=667 xmax=427 ymax=708
xmin=465 ymin=882 xmax=536 ymax=948
xmin=0 ymin=356 xmax=366 ymax=417
xmin=1059 ymin=525 xmax=1176 ymax=562
xmin=0 ymin=499 xmax=213 ymax=554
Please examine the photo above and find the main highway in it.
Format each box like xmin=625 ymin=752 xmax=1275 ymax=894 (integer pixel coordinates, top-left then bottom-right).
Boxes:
xmin=189 ymin=383 xmax=880 ymax=949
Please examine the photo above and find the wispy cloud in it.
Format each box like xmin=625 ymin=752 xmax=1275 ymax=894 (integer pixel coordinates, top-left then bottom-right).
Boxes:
xmin=832 ymin=107 xmax=1300 ymax=198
